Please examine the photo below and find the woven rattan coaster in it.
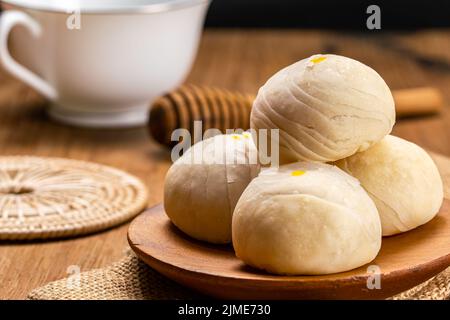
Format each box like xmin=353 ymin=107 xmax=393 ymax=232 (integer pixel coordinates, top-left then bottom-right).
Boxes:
xmin=0 ymin=156 xmax=148 ymax=240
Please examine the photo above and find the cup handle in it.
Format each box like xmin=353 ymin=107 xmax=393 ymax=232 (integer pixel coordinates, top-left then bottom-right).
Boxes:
xmin=0 ymin=10 xmax=57 ymax=100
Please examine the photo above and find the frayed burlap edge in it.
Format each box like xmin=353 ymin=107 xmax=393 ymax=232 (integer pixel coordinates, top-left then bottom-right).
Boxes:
xmin=28 ymin=249 xmax=450 ymax=300
xmin=27 ymin=250 xmax=203 ymax=300
xmin=390 ymin=267 xmax=450 ymax=300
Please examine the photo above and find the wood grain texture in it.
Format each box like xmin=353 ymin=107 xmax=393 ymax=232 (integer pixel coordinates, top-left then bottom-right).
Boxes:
xmin=0 ymin=29 xmax=450 ymax=299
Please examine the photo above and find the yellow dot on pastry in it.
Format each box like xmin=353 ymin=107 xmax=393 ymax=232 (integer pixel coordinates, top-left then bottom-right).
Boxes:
xmin=310 ymin=56 xmax=327 ymax=64
xmin=231 ymin=135 xmax=241 ymax=140
xmin=291 ymin=170 xmax=306 ymax=177
xmin=242 ymin=132 xmax=251 ymax=139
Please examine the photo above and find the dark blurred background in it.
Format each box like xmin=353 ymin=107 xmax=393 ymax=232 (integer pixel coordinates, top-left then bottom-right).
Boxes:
xmin=205 ymin=0 xmax=450 ymax=29
xmin=0 ymin=1 xmax=449 ymax=29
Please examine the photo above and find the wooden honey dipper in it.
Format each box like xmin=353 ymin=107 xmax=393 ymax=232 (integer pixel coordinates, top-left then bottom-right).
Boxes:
xmin=149 ymin=84 xmax=253 ymax=147
xmin=149 ymin=85 xmax=444 ymax=148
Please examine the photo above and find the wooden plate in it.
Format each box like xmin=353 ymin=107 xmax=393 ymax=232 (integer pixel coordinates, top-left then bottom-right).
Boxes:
xmin=128 ymin=154 xmax=450 ymax=299
xmin=128 ymin=200 xmax=450 ymax=300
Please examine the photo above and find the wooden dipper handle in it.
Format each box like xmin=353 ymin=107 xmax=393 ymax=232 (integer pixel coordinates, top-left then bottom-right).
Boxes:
xmin=149 ymin=85 xmax=444 ymax=148
xmin=393 ymin=87 xmax=444 ymax=117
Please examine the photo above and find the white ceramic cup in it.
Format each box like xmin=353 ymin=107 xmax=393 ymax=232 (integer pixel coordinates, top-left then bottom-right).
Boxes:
xmin=0 ymin=0 xmax=210 ymax=128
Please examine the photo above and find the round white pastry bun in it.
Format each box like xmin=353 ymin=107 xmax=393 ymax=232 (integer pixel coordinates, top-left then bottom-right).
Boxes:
xmin=164 ymin=133 xmax=260 ymax=244
xmin=232 ymin=162 xmax=382 ymax=275
xmin=336 ymin=135 xmax=444 ymax=236
xmin=251 ymin=54 xmax=396 ymax=163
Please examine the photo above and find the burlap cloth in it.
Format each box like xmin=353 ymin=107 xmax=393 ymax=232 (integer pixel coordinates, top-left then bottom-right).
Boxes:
xmin=27 ymin=249 xmax=450 ymax=300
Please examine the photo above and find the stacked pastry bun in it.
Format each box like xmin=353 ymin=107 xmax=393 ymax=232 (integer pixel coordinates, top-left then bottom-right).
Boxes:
xmin=164 ymin=133 xmax=260 ymax=244
xmin=164 ymin=54 xmax=444 ymax=275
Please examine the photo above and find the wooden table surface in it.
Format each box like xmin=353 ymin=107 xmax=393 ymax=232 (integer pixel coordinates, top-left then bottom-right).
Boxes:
xmin=0 ymin=29 xmax=449 ymax=299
